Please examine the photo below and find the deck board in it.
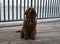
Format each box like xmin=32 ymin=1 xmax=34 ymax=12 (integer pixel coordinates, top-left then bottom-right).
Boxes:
xmin=0 ymin=21 xmax=60 ymax=44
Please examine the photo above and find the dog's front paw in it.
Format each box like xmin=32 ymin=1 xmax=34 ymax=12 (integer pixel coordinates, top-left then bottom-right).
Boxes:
xmin=21 ymin=35 xmax=24 ymax=38
xmin=24 ymin=36 xmax=29 ymax=40
xmin=25 ymin=38 xmax=29 ymax=40
xmin=30 ymin=36 xmax=35 ymax=40
xmin=31 ymin=37 xmax=35 ymax=40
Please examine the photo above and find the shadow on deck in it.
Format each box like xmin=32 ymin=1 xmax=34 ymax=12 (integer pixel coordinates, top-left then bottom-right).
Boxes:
xmin=0 ymin=21 xmax=60 ymax=44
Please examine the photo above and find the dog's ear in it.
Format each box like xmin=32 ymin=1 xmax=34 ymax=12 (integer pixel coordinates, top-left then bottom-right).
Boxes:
xmin=34 ymin=10 xmax=37 ymax=17
xmin=24 ymin=7 xmax=32 ymax=15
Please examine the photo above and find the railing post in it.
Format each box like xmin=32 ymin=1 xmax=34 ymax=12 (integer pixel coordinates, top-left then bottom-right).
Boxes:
xmin=16 ymin=0 xmax=18 ymax=20
xmin=37 ymin=0 xmax=39 ymax=19
xmin=31 ymin=0 xmax=32 ymax=7
xmin=40 ymin=0 xmax=42 ymax=19
xmin=45 ymin=0 xmax=47 ymax=18
xmin=12 ymin=0 xmax=14 ymax=20
xmin=59 ymin=0 xmax=60 ymax=17
xmin=47 ymin=0 xmax=49 ymax=18
xmin=27 ymin=0 xmax=29 ymax=8
xmin=42 ymin=0 xmax=44 ymax=18
xmin=55 ymin=0 xmax=56 ymax=17
xmin=8 ymin=0 xmax=10 ymax=20
xmin=24 ymin=0 xmax=25 ymax=18
xmin=34 ymin=0 xmax=36 ymax=8
xmin=0 ymin=3 xmax=1 ymax=21
xmin=54 ymin=0 xmax=56 ymax=17
xmin=51 ymin=0 xmax=53 ymax=18
xmin=3 ymin=0 xmax=5 ymax=21
xmin=20 ymin=0 xmax=22 ymax=20
xmin=57 ymin=0 xmax=59 ymax=17
xmin=56 ymin=0 xmax=57 ymax=17
xmin=53 ymin=0 xmax=54 ymax=17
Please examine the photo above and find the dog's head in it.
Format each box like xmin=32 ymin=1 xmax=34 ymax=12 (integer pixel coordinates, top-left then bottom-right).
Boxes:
xmin=25 ymin=7 xmax=37 ymax=19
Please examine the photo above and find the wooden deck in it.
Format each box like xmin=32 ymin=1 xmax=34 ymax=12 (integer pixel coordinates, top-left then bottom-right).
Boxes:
xmin=0 ymin=21 xmax=60 ymax=44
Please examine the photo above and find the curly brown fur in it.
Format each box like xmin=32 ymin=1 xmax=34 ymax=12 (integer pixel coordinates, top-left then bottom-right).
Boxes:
xmin=17 ymin=7 xmax=37 ymax=40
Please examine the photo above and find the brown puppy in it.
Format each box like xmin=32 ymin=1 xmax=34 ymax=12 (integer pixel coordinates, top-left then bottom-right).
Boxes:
xmin=17 ymin=7 xmax=37 ymax=40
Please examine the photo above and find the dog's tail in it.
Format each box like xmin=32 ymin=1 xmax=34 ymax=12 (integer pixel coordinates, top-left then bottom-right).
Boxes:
xmin=16 ymin=30 xmax=21 ymax=33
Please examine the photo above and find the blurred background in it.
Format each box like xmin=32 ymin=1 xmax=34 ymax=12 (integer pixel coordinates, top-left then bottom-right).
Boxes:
xmin=0 ymin=0 xmax=60 ymax=22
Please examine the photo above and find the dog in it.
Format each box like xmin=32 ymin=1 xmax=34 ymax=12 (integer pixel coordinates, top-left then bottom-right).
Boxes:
xmin=17 ymin=7 xmax=37 ymax=40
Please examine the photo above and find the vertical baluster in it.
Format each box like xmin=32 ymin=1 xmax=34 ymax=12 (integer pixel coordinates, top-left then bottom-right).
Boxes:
xmin=42 ymin=0 xmax=44 ymax=18
xmin=3 ymin=0 xmax=5 ymax=21
xmin=51 ymin=1 xmax=52 ymax=18
xmin=50 ymin=0 xmax=52 ymax=18
xmin=58 ymin=0 xmax=59 ymax=17
xmin=52 ymin=0 xmax=54 ymax=17
xmin=12 ymin=0 xmax=14 ymax=20
xmin=34 ymin=0 xmax=36 ymax=8
xmin=45 ymin=0 xmax=47 ymax=18
xmin=57 ymin=0 xmax=59 ymax=17
xmin=16 ymin=0 xmax=18 ymax=20
xmin=54 ymin=0 xmax=56 ymax=17
xmin=27 ymin=0 xmax=29 ymax=8
xmin=49 ymin=1 xmax=51 ymax=18
xmin=56 ymin=0 xmax=57 ymax=17
xmin=37 ymin=0 xmax=39 ymax=19
xmin=20 ymin=0 xmax=22 ymax=20
xmin=0 ymin=2 xmax=1 ymax=21
xmin=53 ymin=0 xmax=54 ymax=17
xmin=47 ymin=0 xmax=49 ymax=18
xmin=31 ymin=0 xmax=32 ymax=7
xmin=8 ymin=0 xmax=10 ymax=20
xmin=40 ymin=0 xmax=42 ymax=19
xmin=51 ymin=0 xmax=53 ymax=18
xmin=59 ymin=0 xmax=60 ymax=17
xmin=24 ymin=0 xmax=25 ymax=18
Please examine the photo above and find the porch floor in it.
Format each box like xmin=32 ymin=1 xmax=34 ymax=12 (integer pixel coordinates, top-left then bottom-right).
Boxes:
xmin=0 ymin=21 xmax=60 ymax=44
